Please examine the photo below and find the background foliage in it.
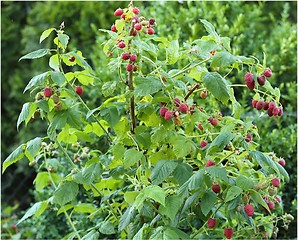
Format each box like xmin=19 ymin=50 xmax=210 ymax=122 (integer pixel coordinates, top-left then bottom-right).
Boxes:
xmin=1 ymin=1 xmax=296 ymax=239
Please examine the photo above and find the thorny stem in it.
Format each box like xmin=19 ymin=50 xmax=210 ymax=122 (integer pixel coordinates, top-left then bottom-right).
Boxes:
xmin=184 ymin=83 xmax=201 ymax=101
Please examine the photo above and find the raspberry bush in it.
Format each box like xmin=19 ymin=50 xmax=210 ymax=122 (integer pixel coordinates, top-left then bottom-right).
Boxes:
xmin=2 ymin=2 xmax=294 ymax=239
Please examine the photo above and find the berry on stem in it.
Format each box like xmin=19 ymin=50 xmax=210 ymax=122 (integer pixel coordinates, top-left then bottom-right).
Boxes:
xmin=135 ymin=23 xmax=142 ymax=31
xmin=268 ymin=201 xmax=275 ymax=210
xmin=118 ymin=41 xmax=126 ymax=48
xmin=207 ymin=218 xmax=216 ymax=228
xmin=252 ymin=99 xmax=258 ymax=108
xmin=111 ymin=24 xmax=117 ymax=32
xmin=212 ymin=184 xmax=220 ymax=193
xmin=211 ymin=119 xmax=218 ymax=126
xmin=164 ymin=111 xmax=173 ymax=120
xmin=69 ymin=56 xmax=75 ymax=62
xmin=224 ymin=228 xmax=233 ymax=239
xmin=206 ymin=160 xmax=215 ymax=167
xmin=114 ymin=8 xmax=123 ymax=16
xmin=278 ymin=158 xmax=285 ymax=166
xmin=178 ymin=103 xmax=188 ymax=113
xmin=44 ymin=87 xmax=53 ymax=98
xmin=198 ymin=124 xmax=203 ymax=131
xmin=121 ymin=53 xmax=130 ymax=60
xmin=256 ymin=101 xmax=264 ymax=110
xmin=268 ymin=102 xmax=276 ymax=109
xmin=200 ymin=140 xmax=208 ymax=148
xmin=159 ymin=106 xmax=168 ymax=117
xmin=263 ymin=102 xmax=269 ymax=110
xmin=174 ymin=98 xmax=181 ymax=107
xmin=244 ymin=204 xmax=254 ymax=216
xmin=148 ymin=27 xmax=155 ymax=35
xmin=263 ymin=68 xmax=272 ymax=78
xmin=126 ymin=63 xmax=133 ymax=72
xmin=132 ymin=7 xmax=140 ymax=15
xmin=273 ymin=107 xmax=279 ymax=116
xmin=200 ymin=90 xmax=208 ymax=99
xmin=257 ymin=75 xmax=266 ymax=86
xmin=244 ymin=72 xmax=255 ymax=91
xmin=245 ymin=134 xmax=253 ymax=143
xmin=130 ymin=54 xmax=137 ymax=62
xmin=75 ymin=86 xmax=83 ymax=96
xmin=149 ymin=18 xmax=155 ymax=25
xmin=272 ymin=178 xmax=280 ymax=187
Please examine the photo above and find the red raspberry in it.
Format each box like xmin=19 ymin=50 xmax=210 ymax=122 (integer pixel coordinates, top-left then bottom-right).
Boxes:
xmin=174 ymin=98 xmax=181 ymax=107
xmin=132 ymin=29 xmax=137 ymax=36
xmin=267 ymin=201 xmax=275 ymax=210
xmin=117 ymin=41 xmax=126 ymax=48
xmin=44 ymin=87 xmax=53 ymax=97
xmin=267 ymin=107 xmax=274 ymax=117
xmin=108 ymin=52 xmax=113 ymax=57
xmin=178 ymin=103 xmax=188 ymax=113
xmin=126 ymin=63 xmax=133 ymax=72
xmin=164 ymin=111 xmax=173 ymax=120
xmin=111 ymin=24 xmax=117 ymax=32
xmin=256 ymin=101 xmax=264 ymax=110
xmin=211 ymin=119 xmax=218 ymax=126
xmin=263 ymin=102 xmax=269 ymax=110
xmin=121 ymin=14 xmax=126 ymax=20
xmin=11 ymin=224 xmax=17 ymax=230
xmin=148 ymin=28 xmax=155 ymax=35
xmin=206 ymin=160 xmax=215 ymax=167
xmin=212 ymin=184 xmax=220 ymax=193
xmin=121 ymin=53 xmax=130 ymax=60
xmin=273 ymin=107 xmax=279 ymax=116
xmin=198 ymin=124 xmax=203 ymax=131
xmin=268 ymin=102 xmax=276 ymax=109
xmin=263 ymin=68 xmax=272 ymax=78
xmin=130 ymin=54 xmax=137 ymax=62
xmin=207 ymin=218 xmax=216 ymax=228
xmin=244 ymin=204 xmax=254 ymax=216
xmin=132 ymin=16 xmax=139 ymax=23
xmin=159 ymin=106 xmax=168 ymax=117
xmin=114 ymin=8 xmax=123 ymax=16
xmin=278 ymin=158 xmax=285 ymax=166
xmin=135 ymin=23 xmax=142 ymax=31
xmin=200 ymin=140 xmax=208 ymax=148
xmin=224 ymin=228 xmax=233 ymax=239
xmin=68 ymin=56 xmax=75 ymax=62
xmin=275 ymin=196 xmax=281 ymax=203
xmin=257 ymin=75 xmax=266 ymax=86
xmin=272 ymin=178 xmax=280 ymax=187
xmin=252 ymin=99 xmax=258 ymax=108
xmin=75 ymin=86 xmax=83 ymax=96
xmin=132 ymin=7 xmax=140 ymax=15
xmin=149 ymin=18 xmax=155 ymax=25
xmin=245 ymin=134 xmax=252 ymax=143
xmin=278 ymin=106 xmax=283 ymax=116
xmin=245 ymin=72 xmax=255 ymax=91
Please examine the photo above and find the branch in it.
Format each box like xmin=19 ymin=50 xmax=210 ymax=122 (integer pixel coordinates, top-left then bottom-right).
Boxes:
xmin=184 ymin=83 xmax=200 ymax=101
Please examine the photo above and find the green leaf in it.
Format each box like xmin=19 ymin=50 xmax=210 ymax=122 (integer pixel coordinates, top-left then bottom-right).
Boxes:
xmin=73 ymin=203 xmax=97 ymax=213
xmin=53 ymin=181 xmax=79 ymax=206
xmin=134 ymin=77 xmax=163 ymax=98
xmin=172 ymin=136 xmax=195 ymax=158
xmin=98 ymin=220 xmax=115 ymax=235
xmin=25 ymin=137 xmax=42 ymax=160
xmin=249 ymin=189 xmax=270 ymax=212
xmin=166 ymin=40 xmax=179 ymax=65
xmin=123 ymin=149 xmax=143 ymax=169
xmin=249 ymin=151 xmax=279 ymax=174
xmin=115 ymin=19 xmax=126 ymax=33
xmin=150 ymin=160 xmax=178 ymax=185
xmin=19 ymin=49 xmax=50 ymax=61
xmin=58 ymin=33 xmax=70 ymax=49
xmin=225 ymin=186 xmax=243 ymax=202
xmin=100 ymin=107 xmax=120 ymax=127
xmin=34 ymin=172 xmax=61 ymax=192
xmin=118 ymin=205 xmax=137 ymax=232
xmin=237 ymin=56 xmax=255 ymax=65
xmin=135 ymin=186 xmax=166 ymax=210
xmin=206 ymin=166 xmax=229 ymax=182
xmin=40 ymin=28 xmax=56 ymax=43
xmin=188 ymin=169 xmax=205 ymax=191
xmin=102 ymin=81 xmax=117 ymax=97
xmin=202 ymin=72 xmax=230 ymax=104
xmin=71 ymin=51 xmax=93 ymax=72
xmin=24 ymin=72 xmax=49 ymax=93
xmin=229 ymin=88 xmax=243 ymax=119
xmin=17 ymin=201 xmax=48 ymax=225
xmin=207 ymin=132 xmax=234 ymax=155
xmin=150 ymin=226 xmax=189 ymax=240
xmin=49 ymin=54 xmax=59 ymax=70
xmin=76 ymin=71 xmax=94 ymax=85
xmin=82 ymin=230 xmax=99 ymax=240
xmin=82 ymin=162 xmax=103 ymax=185
xmin=50 ymin=71 xmax=66 ymax=86
xmin=159 ymin=195 xmax=182 ymax=221
xmin=200 ymin=19 xmax=220 ymax=43
xmin=17 ymin=103 xmax=30 ymax=130
xmin=211 ymin=51 xmax=237 ymax=68
xmin=36 ymin=100 xmax=49 ymax=112
xmin=2 ymin=144 xmax=25 ymax=173
xmin=172 ymin=163 xmax=193 ymax=186
xmin=236 ymin=175 xmax=255 ymax=190
xmin=274 ymin=162 xmax=289 ymax=182
xmin=201 ymin=191 xmax=217 ymax=216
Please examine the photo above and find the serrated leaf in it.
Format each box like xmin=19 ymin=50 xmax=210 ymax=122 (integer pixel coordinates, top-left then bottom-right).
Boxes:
xmin=123 ymin=149 xmax=143 ymax=169
xmin=225 ymin=186 xmax=242 ymax=202
xmin=236 ymin=175 xmax=255 ymax=190
xmin=202 ymin=72 xmax=230 ymax=104
xmin=249 ymin=151 xmax=279 ymax=174
xmin=98 ymin=220 xmax=115 ymax=235
xmin=49 ymin=54 xmax=59 ymax=70
xmin=188 ymin=169 xmax=205 ymax=191
xmin=40 ymin=28 xmax=56 ymax=43
xmin=237 ymin=56 xmax=255 ymax=65
xmin=17 ymin=201 xmax=48 ymax=225
xmin=201 ymin=191 xmax=217 ymax=216
xmin=150 ymin=160 xmax=178 ymax=185
xmin=26 ymin=137 xmax=42 ymax=160
xmin=102 ymin=81 xmax=117 ymax=97
xmin=100 ymin=107 xmax=120 ymax=127
xmin=211 ymin=51 xmax=237 ymax=67
xmin=207 ymin=132 xmax=234 ymax=154
xmin=143 ymin=185 xmax=166 ymax=206
xmin=58 ymin=33 xmax=70 ymax=49
xmin=166 ymin=40 xmax=179 ymax=65
xmin=76 ymin=71 xmax=94 ymax=85
xmin=81 ymin=230 xmax=99 ymax=240
xmin=159 ymin=195 xmax=182 ymax=221
xmin=134 ymin=77 xmax=163 ymax=98
xmin=19 ymin=49 xmax=50 ymax=61
xmin=249 ymin=189 xmax=270 ymax=212
xmin=17 ymin=103 xmax=30 ymax=130
xmin=71 ymin=51 xmax=93 ymax=72
xmin=200 ymin=19 xmax=220 ymax=43
xmin=34 ymin=172 xmax=61 ymax=192
xmin=53 ymin=181 xmax=79 ymax=206
xmin=206 ymin=166 xmax=228 ymax=182
xmin=172 ymin=163 xmax=193 ymax=186
xmin=73 ymin=203 xmax=97 ymax=213
xmin=82 ymin=162 xmax=103 ymax=185
xmin=115 ymin=19 xmax=126 ymax=33
xmin=24 ymin=72 xmax=49 ymax=93
xmin=274 ymin=162 xmax=289 ymax=182
xmin=118 ymin=205 xmax=137 ymax=232
xmin=50 ymin=71 xmax=66 ymax=86
xmin=2 ymin=144 xmax=25 ymax=173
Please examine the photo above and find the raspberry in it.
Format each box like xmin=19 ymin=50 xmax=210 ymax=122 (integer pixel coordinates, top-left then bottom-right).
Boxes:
xmin=263 ymin=68 xmax=272 ymax=78
xmin=132 ymin=7 xmax=140 ymax=15
xmin=132 ymin=16 xmax=139 ymax=23
xmin=267 ymin=108 xmax=273 ymax=117
xmin=164 ymin=111 xmax=173 ymax=120
xmin=278 ymin=106 xmax=283 ymax=116
xmin=114 ymin=8 xmax=123 ymax=16
xmin=267 ymin=201 xmax=275 ymax=210
xmin=135 ymin=23 xmax=142 ymax=31
xmin=207 ymin=218 xmax=216 ymax=228
xmin=206 ymin=160 xmax=215 ymax=167
xmin=68 ymin=56 xmax=75 ymax=62
xmin=245 ymin=134 xmax=252 ymax=143
xmin=211 ymin=119 xmax=218 ymax=126
xmin=132 ymin=29 xmax=137 ymax=36
xmin=159 ymin=106 xmax=168 ymax=117
xmin=257 ymin=75 xmax=266 ymax=86
xmin=224 ymin=228 xmax=233 ymax=239
xmin=278 ymin=158 xmax=285 ymax=166
xmin=252 ymin=99 xmax=258 ymax=108
xmin=244 ymin=204 xmax=254 ymax=216
xmin=178 ymin=103 xmax=188 ymax=113
xmin=130 ymin=54 xmax=137 ymax=62
xmin=75 ymin=86 xmax=83 ymax=96
xmin=111 ymin=24 xmax=117 ymax=32
xmin=147 ymin=27 xmax=155 ymax=35
xmin=263 ymin=195 xmax=269 ymax=203
xmin=174 ymin=98 xmax=181 ymax=107
xmin=275 ymin=196 xmax=281 ymax=203
xmin=121 ymin=53 xmax=130 ymax=60
xmin=263 ymin=102 xmax=269 ymax=110
xmin=108 ymin=52 xmax=113 ymax=57
xmin=272 ymin=107 xmax=279 ymax=116
xmin=149 ymin=18 xmax=155 ymax=25
xmin=117 ymin=41 xmax=126 ymax=48
xmin=44 ymin=87 xmax=53 ymax=97
xmin=244 ymin=72 xmax=254 ymax=82
xmin=200 ymin=140 xmax=208 ymax=148
xmin=272 ymin=178 xmax=280 ymax=187
xmin=126 ymin=63 xmax=133 ymax=72
xmin=256 ymin=101 xmax=264 ymax=110
xmin=121 ymin=14 xmax=126 ymax=20
xmin=268 ymin=102 xmax=276 ymax=109
xmin=198 ymin=124 xmax=203 ymax=131
xmin=212 ymin=184 xmax=220 ymax=193
xmin=200 ymin=90 xmax=208 ymax=99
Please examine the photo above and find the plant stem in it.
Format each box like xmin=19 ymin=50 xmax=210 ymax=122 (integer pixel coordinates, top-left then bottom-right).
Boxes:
xmin=184 ymin=83 xmax=200 ymax=101
xmin=58 ymin=141 xmax=78 ymax=170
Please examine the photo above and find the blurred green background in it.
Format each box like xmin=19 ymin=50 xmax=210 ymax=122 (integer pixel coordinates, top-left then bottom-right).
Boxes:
xmin=1 ymin=1 xmax=297 ymax=239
